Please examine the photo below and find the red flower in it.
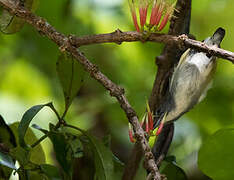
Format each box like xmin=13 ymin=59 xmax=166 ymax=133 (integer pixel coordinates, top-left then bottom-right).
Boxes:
xmin=128 ymin=0 xmax=176 ymax=32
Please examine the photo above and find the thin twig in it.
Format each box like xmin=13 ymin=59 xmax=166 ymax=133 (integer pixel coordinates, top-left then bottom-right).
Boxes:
xmin=31 ymin=134 xmax=48 ymax=148
xmin=0 ymin=0 xmax=161 ymax=179
xmin=69 ymin=31 xmax=234 ymax=63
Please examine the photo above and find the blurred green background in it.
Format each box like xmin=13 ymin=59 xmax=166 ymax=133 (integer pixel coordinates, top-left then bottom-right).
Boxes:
xmin=0 ymin=0 xmax=233 ymax=179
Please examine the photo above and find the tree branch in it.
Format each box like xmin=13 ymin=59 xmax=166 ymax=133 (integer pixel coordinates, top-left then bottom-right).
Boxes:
xmin=69 ymin=31 xmax=234 ymax=63
xmin=0 ymin=0 xmax=162 ymax=179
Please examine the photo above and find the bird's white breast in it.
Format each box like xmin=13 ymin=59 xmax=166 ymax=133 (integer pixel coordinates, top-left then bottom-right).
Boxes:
xmin=187 ymin=52 xmax=211 ymax=73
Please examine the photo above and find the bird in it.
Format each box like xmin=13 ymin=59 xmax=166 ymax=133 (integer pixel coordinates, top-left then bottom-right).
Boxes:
xmin=154 ymin=27 xmax=226 ymax=134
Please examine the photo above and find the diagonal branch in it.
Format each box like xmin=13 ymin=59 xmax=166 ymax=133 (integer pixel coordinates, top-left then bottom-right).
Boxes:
xmin=69 ymin=31 xmax=234 ymax=63
xmin=0 ymin=0 xmax=162 ymax=179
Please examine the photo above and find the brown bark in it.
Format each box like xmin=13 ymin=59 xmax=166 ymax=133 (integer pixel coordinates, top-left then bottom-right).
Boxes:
xmin=69 ymin=32 xmax=234 ymax=63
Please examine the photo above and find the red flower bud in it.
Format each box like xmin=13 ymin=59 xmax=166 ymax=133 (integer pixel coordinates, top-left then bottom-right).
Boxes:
xmin=139 ymin=0 xmax=148 ymax=28
xmin=158 ymin=13 xmax=169 ymax=31
xmin=146 ymin=101 xmax=154 ymax=131
xmin=129 ymin=0 xmax=140 ymax=32
xmin=156 ymin=112 xmax=167 ymax=136
xmin=128 ymin=123 xmax=136 ymax=143
xmin=156 ymin=121 xmax=164 ymax=136
xmin=140 ymin=114 xmax=146 ymax=127
xmin=148 ymin=111 xmax=154 ymax=131
xmin=158 ymin=2 xmax=175 ymax=31
xmin=132 ymin=11 xmax=141 ymax=32
xmin=145 ymin=115 xmax=149 ymax=133
xmin=149 ymin=2 xmax=159 ymax=25
xmin=154 ymin=2 xmax=165 ymax=26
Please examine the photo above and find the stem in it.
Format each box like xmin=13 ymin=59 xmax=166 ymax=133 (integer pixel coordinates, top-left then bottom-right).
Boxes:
xmin=31 ymin=134 xmax=47 ymax=148
xmin=30 ymin=121 xmax=61 ymax=148
xmin=49 ymin=102 xmax=63 ymax=123
xmin=61 ymin=108 xmax=68 ymax=120
xmin=31 ymin=104 xmax=64 ymax=148
xmin=63 ymin=123 xmax=83 ymax=133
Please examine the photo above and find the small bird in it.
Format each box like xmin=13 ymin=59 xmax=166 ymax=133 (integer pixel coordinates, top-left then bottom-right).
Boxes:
xmin=154 ymin=27 xmax=226 ymax=134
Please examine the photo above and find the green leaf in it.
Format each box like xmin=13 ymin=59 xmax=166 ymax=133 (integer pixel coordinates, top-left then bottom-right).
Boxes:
xmin=160 ymin=161 xmax=187 ymax=180
xmin=48 ymin=131 xmax=73 ymax=176
xmin=73 ymin=128 xmax=114 ymax=180
xmin=40 ymin=164 xmax=62 ymax=180
xmin=102 ymin=135 xmax=111 ymax=148
xmin=10 ymin=123 xmax=46 ymax=165
xmin=0 ymin=10 xmax=25 ymax=34
xmin=89 ymin=136 xmax=114 ymax=180
xmin=18 ymin=103 xmax=51 ymax=147
xmin=164 ymin=155 xmax=177 ymax=163
xmin=0 ymin=152 xmax=16 ymax=169
xmin=0 ymin=0 xmax=37 ymax=34
xmin=56 ymin=52 xmax=85 ymax=111
xmin=101 ymin=134 xmax=124 ymax=179
xmin=0 ymin=115 xmax=16 ymax=149
xmin=9 ymin=146 xmax=30 ymax=166
xmin=112 ymin=155 xmax=124 ymax=180
xmin=46 ymin=129 xmax=85 ymax=177
xmin=67 ymin=134 xmax=83 ymax=158
xmin=198 ymin=128 xmax=234 ymax=180
xmin=0 ymin=115 xmax=16 ymax=178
